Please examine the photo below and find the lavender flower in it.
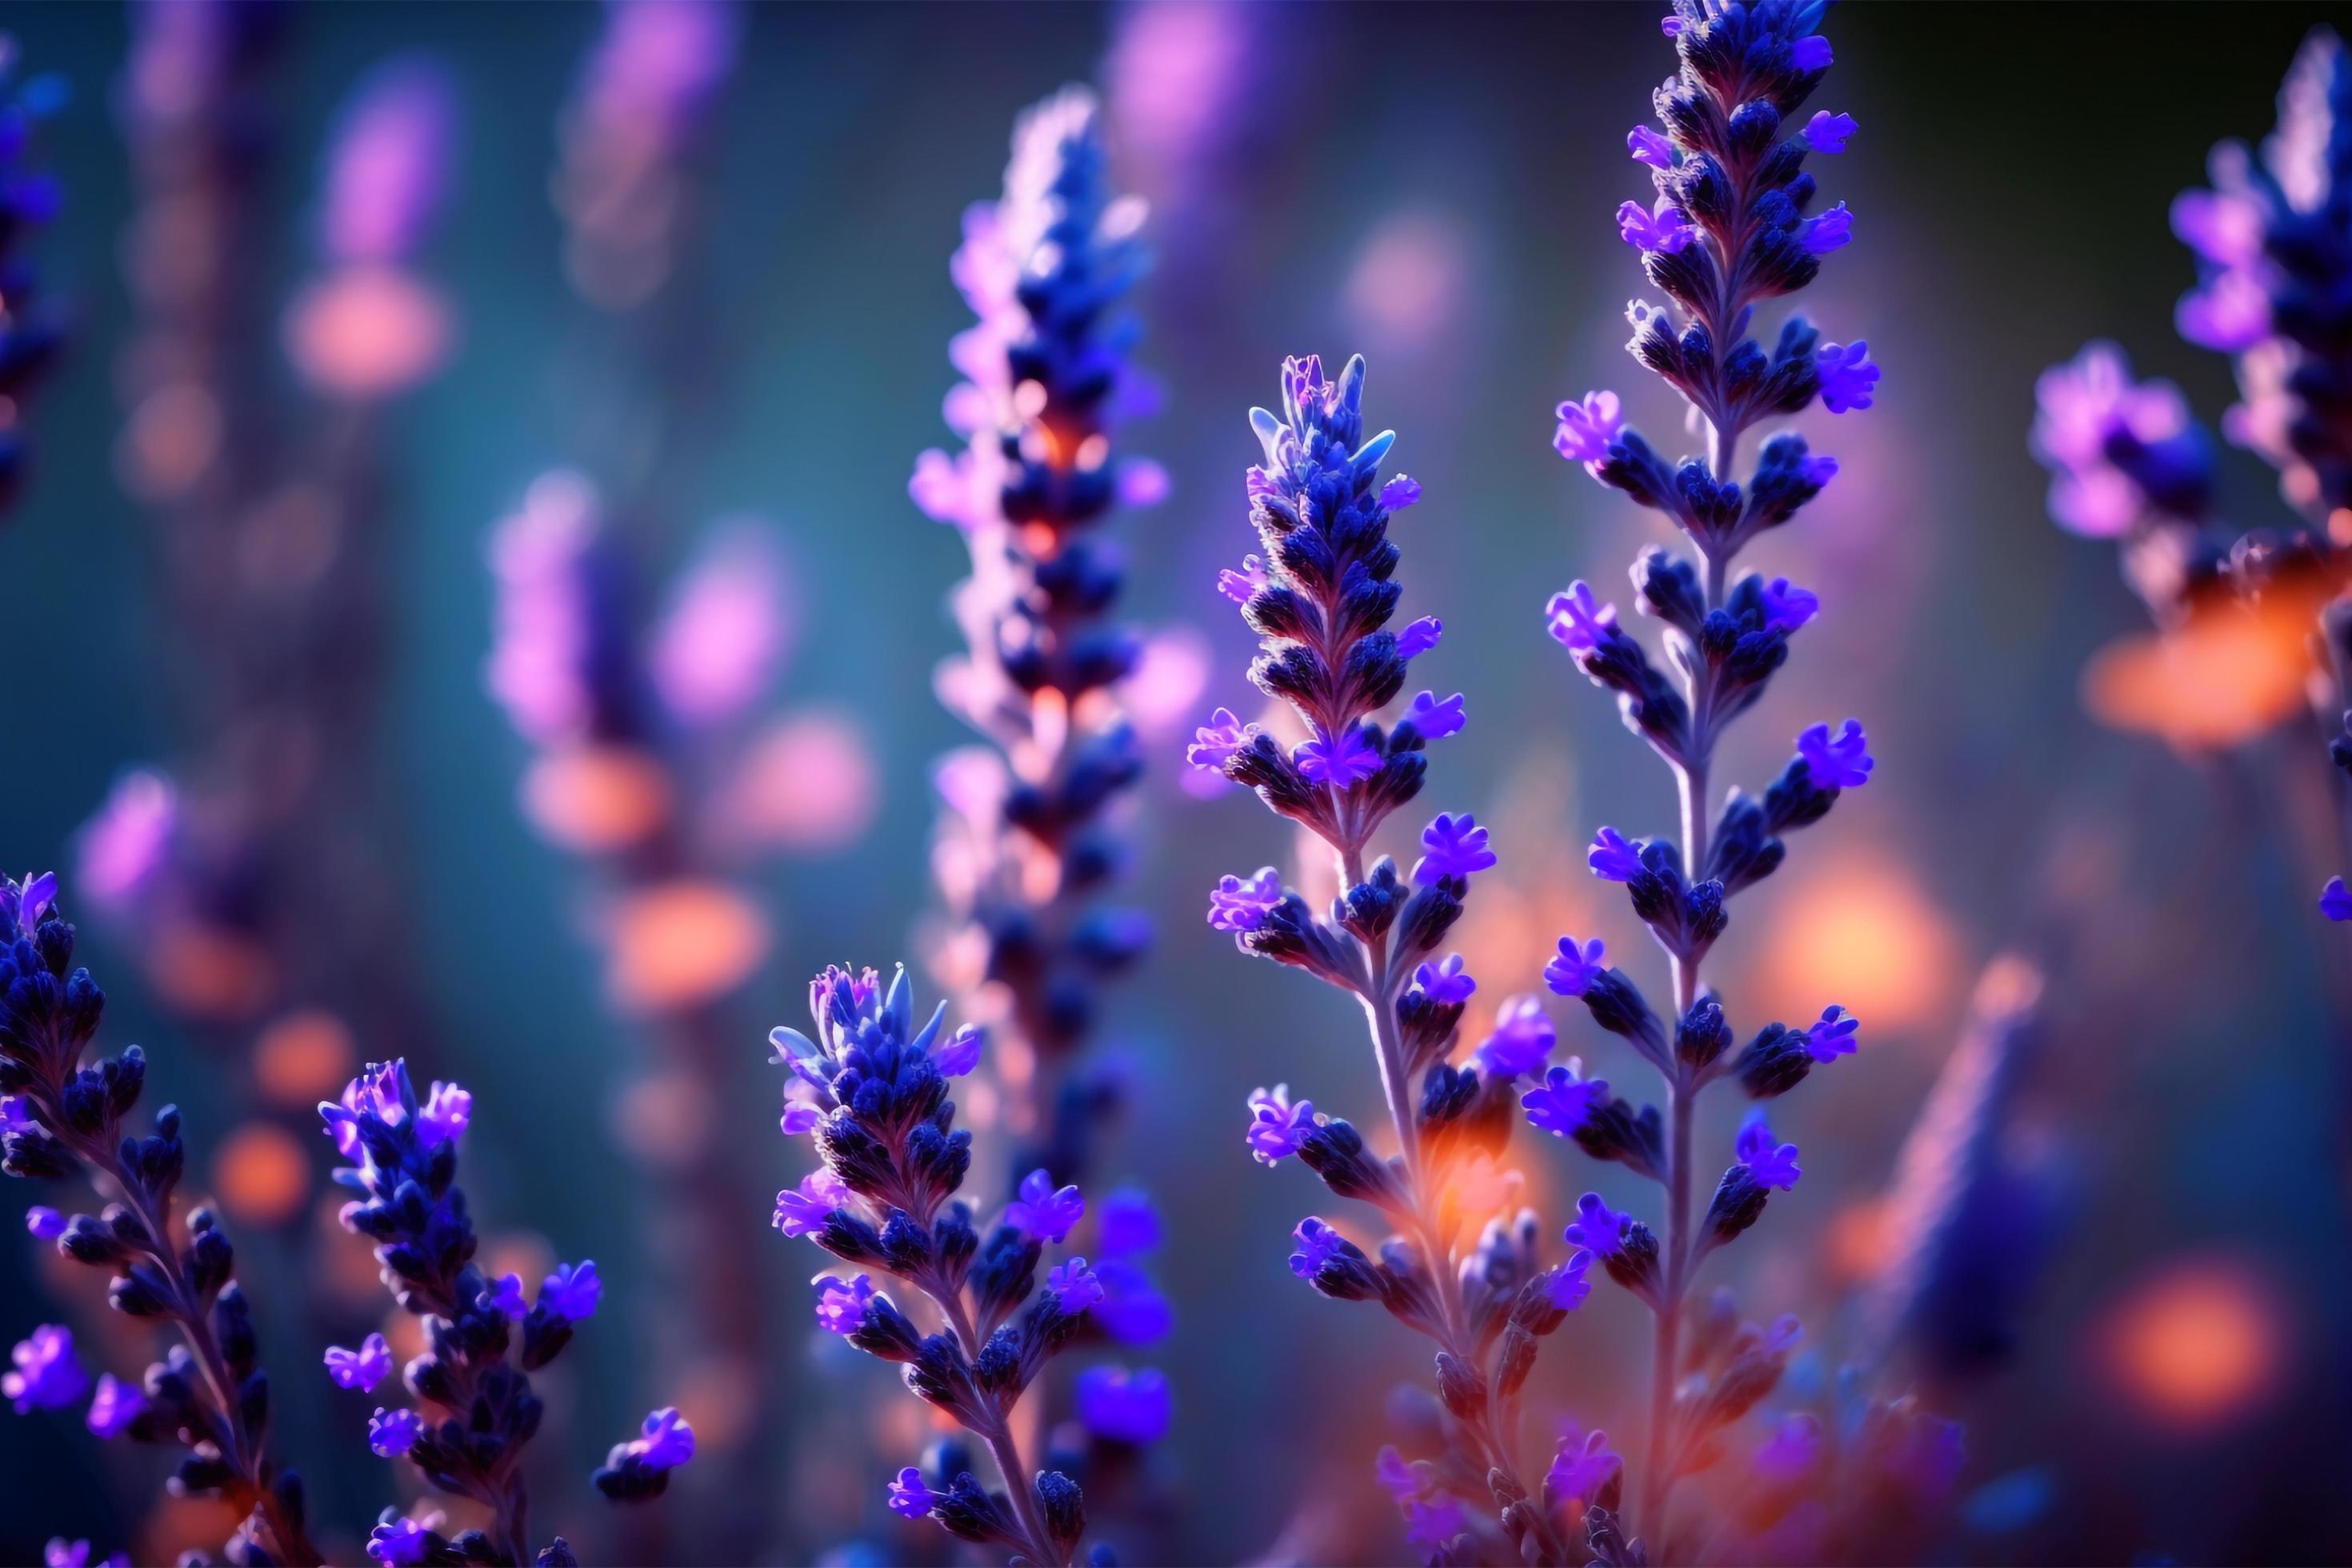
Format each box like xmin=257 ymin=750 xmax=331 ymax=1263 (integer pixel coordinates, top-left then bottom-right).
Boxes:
xmin=1203 ymin=354 xmax=1583 ymax=1564
xmin=324 ymin=1333 xmax=394 ymax=1392
xmin=1536 ymin=6 xmax=1946 ymax=1554
xmin=1074 ymin=1365 xmax=1171 ymax=1446
xmin=768 ymin=964 xmax=1107 ymax=1564
xmin=2038 ymin=32 xmax=2352 ymax=916
xmin=1246 ymin=1084 xmax=1316 ymax=1164
xmin=5 ymin=1325 xmax=86 ymax=1414
xmin=367 ymin=1407 xmax=422 ymax=1458
xmin=82 ymin=1372 xmax=145 ymax=1441
xmin=0 ymin=876 xmax=321 ymax=1563
xmin=912 ymin=86 xmax=1159 ymax=1207
xmin=0 ymin=42 xmax=65 ymax=519
xmin=322 ymin=1056 xmax=669 ymax=1552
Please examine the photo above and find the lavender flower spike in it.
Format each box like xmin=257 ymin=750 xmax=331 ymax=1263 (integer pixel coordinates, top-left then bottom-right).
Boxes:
xmin=1204 ymin=354 xmax=1582 ymax=1565
xmin=914 ymin=84 xmax=1161 ymax=1204
xmin=1536 ymin=3 xmax=1937 ymax=1555
xmin=0 ymin=875 xmax=322 ymax=1563
xmin=322 ymin=1056 xmax=674 ymax=1553
xmin=768 ymin=964 xmax=1105 ymax=1565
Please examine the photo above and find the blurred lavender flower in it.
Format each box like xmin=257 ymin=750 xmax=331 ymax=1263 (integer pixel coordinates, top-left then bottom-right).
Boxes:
xmin=914 ymin=85 xmax=1162 ymax=1200
xmin=318 ymin=56 xmax=457 ymax=266
xmin=5 ymin=1324 xmax=86 ymax=1413
xmin=2038 ymin=29 xmax=2352 ymax=915
xmin=554 ymin=0 xmax=741 ymax=310
xmin=767 ymin=964 xmax=1112 ymax=1565
xmin=0 ymin=37 xmax=66 ymax=518
xmin=1203 ymin=354 xmax=1585 ymax=1564
xmin=0 ymin=875 xmax=321 ymax=1562
xmin=286 ymin=54 xmax=460 ymax=401
xmin=321 ymin=1054 xmax=677 ymax=1556
xmin=1539 ymin=4 xmax=1945 ymax=1556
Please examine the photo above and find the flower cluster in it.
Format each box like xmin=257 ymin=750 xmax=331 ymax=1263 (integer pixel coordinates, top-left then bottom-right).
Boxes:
xmin=1 ymin=874 xmax=322 ymax=1565
xmin=1202 ymin=353 xmax=1590 ymax=1564
xmin=0 ymin=39 xmax=64 ymax=518
xmin=552 ymin=0 xmax=740 ymax=310
xmin=1542 ymin=2 xmax=1925 ymax=1557
xmin=282 ymin=54 xmax=459 ymax=400
xmin=321 ymin=1057 xmax=685 ymax=1563
xmin=770 ymin=965 xmax=1118 ymax=1565
xmin=2037 ymin=29 xmax=2352 ymax=917
xmin=913 ymin=85 xmax=1163 ymax=1192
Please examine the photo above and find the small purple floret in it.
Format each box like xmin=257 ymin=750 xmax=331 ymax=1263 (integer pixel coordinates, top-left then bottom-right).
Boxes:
xmin=1587 ymin=826 xmax=1644 ymax=883
xmin=1414 ymin=953 xmax=1476 ymax=1006
xmin=1803 ymin=110 xmax=1858 ymax=154
xmin=1737 ymin=1108 xmax=1802 ymax=1190
xmin=814 ymin=1274 xmax=875 ymax=1336
xmin=1553 ymin=392 xmax=1625 ymax=469
xmin=1806 ymin=1005 xmax=1860 ymax=1062
xmin=1414 ymin=813 xmax=1495 ymax=886
xmin=369 ymin=1406 xmax=423 ymax=1457
xmin=1564 ymin=1192 xmax=1630 ymax=1258
xmin=1206 ymin=867 xmax=1283 ymax=933
xmin=1798 ymin=718 xmax=1874 ymax=789
xmin=1288 ymin=1216 xmax=1346 ymax=1280
xmin=1523 ymin=1060 xmax=1610 ymax=1138
xmin=1246 ymin=1084 xmax=1317 ymax=1165
xmin=1815 ymin=340 xmax=1879 ymax=413
xmin=1006 ymin=1169 xmax=1085 ymax=1242
xmin=85 ymin=1374 xmax=147 ymax=1440
xmin=1406 ymin=690 xmax=1466 ymax=741
xmin=325 ymin=1333 xmax=394 ymax=1393
xmin=1397 ymin=615 xmax=1443 ymax=660
xmin=1545 ymin=934 xmax=1607 ymax=998
xmin=887 ymin=1466 xmax=936 ymax=1520
xmin=1547 ymin=581 xmax=1618 ymax=651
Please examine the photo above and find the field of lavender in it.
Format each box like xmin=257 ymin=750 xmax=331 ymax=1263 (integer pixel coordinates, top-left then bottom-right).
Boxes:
xmin=3 ymin=2 xmax=2350 ymax=1565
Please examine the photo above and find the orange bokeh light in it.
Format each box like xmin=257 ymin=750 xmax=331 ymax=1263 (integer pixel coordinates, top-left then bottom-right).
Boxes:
xmin=282 ymin=265 xmax=454 ymax=400
xmin=211 ymin=1121 xmax=312 ymax=1229
xmin=146 ymin=919 xmax=275 ymax=1022
xmin=521 ymin=745 xmax=674 ymax=854
xmin=253 ymin=1010 xmax=358 ymax=1109
xmin=1750 ymin=846 xmax=1961 ymax=1034
xmin=720 ymin=709 xmax=879 ymax=854
xmin=604 ymin=880 xmax=770 ymax=1012
xmin=2082 ymin=576 xmax=2339 ymax=750
xmin=2098 ymin=1255 xmax=2282 ymax=1431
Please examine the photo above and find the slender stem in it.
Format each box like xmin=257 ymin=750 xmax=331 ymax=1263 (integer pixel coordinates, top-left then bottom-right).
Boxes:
xmin=1338 ymin=847 xmax=1571 ymax=1564
xmin=930 ymin=1283 xmax=1058 ymax=1565
xmin=66 ymin=1133 xmax=321 ymax=1566
xmin=1640 ymin=517 xmax=1729 ymax=1556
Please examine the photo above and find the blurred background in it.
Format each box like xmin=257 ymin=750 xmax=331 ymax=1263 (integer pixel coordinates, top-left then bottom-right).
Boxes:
xmin=3 ymin=2 xmax=2348 ymax=1563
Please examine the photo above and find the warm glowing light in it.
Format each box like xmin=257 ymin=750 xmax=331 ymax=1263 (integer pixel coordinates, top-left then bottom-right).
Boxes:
xmin=119 ymin=382 xmax=224 ymax=501
xmin=142 ymin=1497 xmax=245 ymax=1566
xmin=604 ymin=881 xmax=770 ymax=1010
xmin=146 ymin=920 xmax=275 ymax=1022
xmin=2099 ymin=1255 xmax=2282 ymax=1430
xmin=1750 ymin=846 xmax=1961 ymax=1034
xmin=672 ymin=1355 xmax=758 ymax=1452
xmin=282 ymin=266 xmax=454 ymax=399
xmin=253 ymin=1010 xmax=358 ymax=1109
xmin=719 ymin=710 xmax=880 ymax=854
xmin=211 ymin=1122 xmax=312 ymax=1229
xmin=1824 ymin=1198 xmax=1895 ymax=1283
xmin=521 ymin=746 xmax=674 ymax=854
xmin=2084 ymin=585 xmax=2335 ymax=750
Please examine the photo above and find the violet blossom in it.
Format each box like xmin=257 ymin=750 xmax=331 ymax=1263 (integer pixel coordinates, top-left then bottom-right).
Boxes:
xmin=1202 ymin=354 xmax=1586 ymax=1564
xmin=1534 ymin=5 xmax=1920 ymax=1551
